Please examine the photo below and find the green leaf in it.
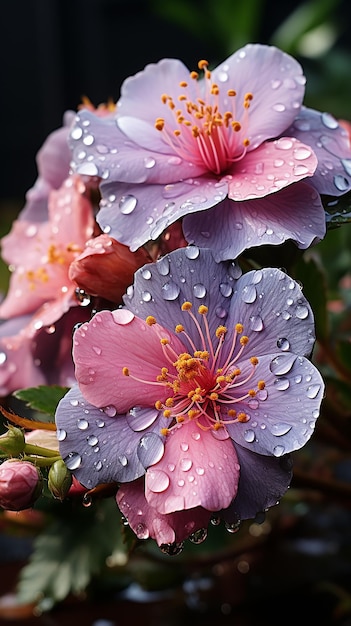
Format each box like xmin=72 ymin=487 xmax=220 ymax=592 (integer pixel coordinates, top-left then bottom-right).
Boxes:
xmin=14 ymin=385 xmax=70 ymax=418
xmin=324 ymin=192 xmax=351 ymax=227
xmin=15 ymin=499 xmax=129 ymax=611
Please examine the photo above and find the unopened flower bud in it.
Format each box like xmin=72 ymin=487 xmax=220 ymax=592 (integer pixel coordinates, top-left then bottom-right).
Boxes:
xmin=0 ymin=425 xmax=25 ymax=457
xmin=48 ymin=459 xmax=72 ymax=500
xmin=69 ymin=234 xmax=152 ymax=303
xmin=0 ymin=460 xmax=43 ymax=511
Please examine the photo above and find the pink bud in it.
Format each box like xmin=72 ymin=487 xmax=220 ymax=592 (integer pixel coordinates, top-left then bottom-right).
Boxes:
xmin=69 ymin=234 xmax=152 ymax=303
xmin=0 ymin=460 xmax=43 ymax=511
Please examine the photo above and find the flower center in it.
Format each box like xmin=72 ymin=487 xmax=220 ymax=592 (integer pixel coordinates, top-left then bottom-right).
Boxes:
xmin=25 ymin=242 xmax=83 ymax=290
xmin=154 ymin=59 xmax=253 ymax=175
xmin=123 ymin=302 xmax=265 ymax=435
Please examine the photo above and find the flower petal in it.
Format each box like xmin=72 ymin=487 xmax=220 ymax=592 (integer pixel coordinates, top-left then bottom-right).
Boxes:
xmin=224 ymin=353 xmax=324 ymax=456
xmin=227 ymin=137 xmax=317 ymax=200
xmin=222 ymin=445 xmax=293 ymax=521
xmin=124 ymin=246 xmax=242 ymax=344
xmin=73 ymin=309 xmax=185 ymax=411
xmin=145 ymin=420 xmax=240 ymax=514
xmin=213 ymin=44 xmax=305 ymax=148
xmin=286 ymin=106 xmax=351 ymax=195
xmin=183 ymin=181 xmax=325 ymax=260
xmin=96 ymin=176 xmax=228 ymax=251
xmin=117 ymin=477 xmax=212 ymax=545
xmin=55 ymin=385 xmax=147 ymax=487
xmin=69 ymin=108 xmax=206 ymax=185
xmin=224 ymin=265 xmax=317 ymax=357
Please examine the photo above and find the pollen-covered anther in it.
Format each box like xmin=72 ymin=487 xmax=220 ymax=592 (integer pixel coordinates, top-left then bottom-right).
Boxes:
xmin=250 ymin=357 xmax=259 ymax=366
xmin=238 ymin=412 xmax=249 ymax=423
xmin=163 ymin=409 xmax=172 ymax=418
xmin=165 ymin=397 xmax=174 ymax=407
xmin=155 ymin=117 xmax=165 ymax=131
xmin=248 ymin=389 xmax=256 ymax=397
xmin=235 ymin=323 xmax=244 ymax=334
xmin=155 ymin=400 xmax=163 ymax=410
xmin=240 ymin=335 xmax=249 ymax=346
xmin=258 ymin=380 xmax=266 ymax=390
xmin=122 ymin=367 xmax=129 ymax=376
xmin=160 ymin=428 xmax=170 ymax=436
xmin=228 ymin=409 xmax=237 ymax=418
xmin=209 ymin=392 xmax=219 ymax=401
xmin=146 ymin=315 xmax=157 ymax=326
xmin=216 ymin=325 xmax=227 ymax=338
xmin=181 ymin=301 xmax=192 ymax=311
xmin=175 ymin=324 xmax=184 ymax=333
xmin=198 ymin=305 xmax=208 ymax=315
xmin=160 ymin=338 xmax=169 ymax=345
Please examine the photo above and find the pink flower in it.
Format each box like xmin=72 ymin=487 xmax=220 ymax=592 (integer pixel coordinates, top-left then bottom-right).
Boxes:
xmin=68 ymin=43 xmax=351 ymax=261
xmin=0 ymin=460 xmax=42 ymax=511
xmin=0 ymin=175 xmax=95 ymax=395
xmin=55 ymin=247 xmax=324 ymax=549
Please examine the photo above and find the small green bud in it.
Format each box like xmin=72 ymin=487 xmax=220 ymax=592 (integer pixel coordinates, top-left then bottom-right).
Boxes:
xmin=48 ymin=460 xmax=72 ymax=501
xmin=0 ymin=425 xmax=25 ymax=457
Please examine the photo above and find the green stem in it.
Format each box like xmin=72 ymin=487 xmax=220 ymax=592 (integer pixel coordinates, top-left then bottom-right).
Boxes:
xmin=24 ymin=443 xmax=60 ymax=458
xmin=22 ymin=454 xmax=62 ymax=467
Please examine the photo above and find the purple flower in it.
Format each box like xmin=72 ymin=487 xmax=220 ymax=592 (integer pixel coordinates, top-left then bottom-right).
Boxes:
xmin=68 ymin=43 xmax=351 ymax=261
xmin=55 ymin=247 xmax=324 ymax=548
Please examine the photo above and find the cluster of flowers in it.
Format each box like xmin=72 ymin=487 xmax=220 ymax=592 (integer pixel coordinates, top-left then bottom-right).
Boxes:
xmin=1 ymin=43 xmax=350 ymax=552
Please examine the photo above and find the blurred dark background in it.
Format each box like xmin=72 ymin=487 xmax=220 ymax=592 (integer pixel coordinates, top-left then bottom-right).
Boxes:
xmin=1 ymin=0 xmax=351 ymax=206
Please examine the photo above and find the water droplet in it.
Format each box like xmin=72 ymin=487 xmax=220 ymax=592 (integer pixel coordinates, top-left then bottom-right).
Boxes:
xmin=184 ymin=245 xmax=200 ymax=259
xmin=159 ymin=542 xmax=184 ymax=556
xmin=141 ymin=290 xmax=152 ymax=302
xmin=71 ymin=126 xmax=83 ymax=140
xmin=137 ymin=433 xmax=165 ymax=467
xmin=293 ymin=147 xmax=312 ymax=160
xmin=334 ymin=175 xmax=349 ymax=192
xmin=273 ymin=377 xmax=290 ymax=391
xmin=211 ymin=516 xmax=221 ymax=526
xmin=65 ymin=452 xmax=82 ymax=470
xmin=244 ymin=430 xmax=255 ymax=443
xmin=250 ymin=315 xmax=263 ymax=332
xmin=277 ymin=337 xmax=290 ymax=351
xmin=83 ymin=134 xmax=94 ymax=146
xmin=273 ymin=103 xmax=286 ymax=112
xmin=189 ymin=528 xmax=208 ymax=544
xmin=241 ymin=284 xmax=257 ymax=303
xmin=270 ymin=354 xmax=296 ymax=375
xmin=94 ymin=460 xmax=103 ymax=471
xmin=119 ymin=194 xmax=137 ymax=214
xmin=95 ymin=418 xmax=105 ymax=427
xmin=321 ymin=112 xmax=338 ymax=129
xmin=273 ymin=445 xmax=285 ymax=457
xmin=141 ymin=268 xmax=152 ymax=280
xmin=82 ymin=493 xmax=92 ymax=507
xmin=148 ymin=469 xmax=170 ymax=493
xmin=193 ymin=283 xmax=207 ymax=298
xmin=225 ymin=519 xmax=241 ymax=533
xmin=87 ymin=435 xmax=99 ymax=447
xmin=161 ymin=281 xmax=180 ymax=300
xmin=341 ymin=158 xmax=351 ymax=176
xmin=306 ymin=384 xmax=321 ymax=399
xmin=219 ymin=282 xmax=233 ymax=297
xmin=156 ymin=256 xmax=170 ymax=275
xmin=144 ymin=156 xmax=156 ymax=168
xmin=136 ymin=523 xmax=150 ymax=540
xmin=57 ymin=429 xmax=67 ymax=441
xmin=295 ymin=305 xmax=309 ymax=319
xmin=180 ymin=458 xmax=193 ymax=471
xmin=215 ymin=306 xmax=228 ymax=319
xmin=118 ymin=455 xmax=128 ymax=467
xmin=77 ymin=418 xmax=89 ymax=430
xmin=77 ymin=162 xmax=99 ymax=176
xmin=271 ymin=423 xmax=292 ymax=436
xmin=276 ymin=138 xmax=293 ymax=150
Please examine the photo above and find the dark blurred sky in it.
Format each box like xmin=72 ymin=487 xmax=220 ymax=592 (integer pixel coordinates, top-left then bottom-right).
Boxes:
xmin=1 ymin=0 xmax=349 ymax=204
